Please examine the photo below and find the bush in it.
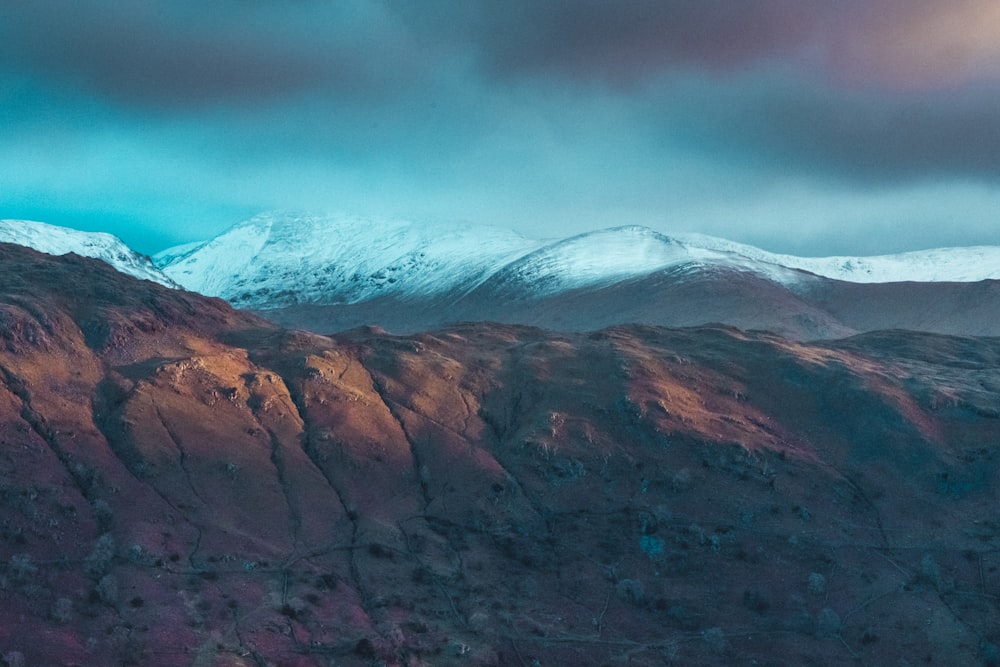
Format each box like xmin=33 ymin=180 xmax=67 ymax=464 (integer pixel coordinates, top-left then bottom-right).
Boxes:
xmin=981 ymin=641 xmax=1000 ymax=667
xmin=807 ymin=572 xmax=826 ymax=596
xmin=920 ymin=554 xmax=941 ymax=586
xmin=51 ymin=596 xmax=74 ymax=623
xmin=92 ymin=499 xmax=114 ymax=532
xmin=742 ymin=589 xmax=770 ymax=614
xmin=2 ymin=651 xmax=25 ymax=667
xmin=701 ymin=627 xmax=727 ymax=654
xmin=817 ymin=608 xmax=841 ymax=637
xmin=615 ymin=578 xmax=645 ymax=604
xmin=85 ymin=533 xmax=116 ymax=578
xmin=8 ymin=554 xmax=37 ymax=582
xmin=96 ymin=574 xmax=118 ymax=605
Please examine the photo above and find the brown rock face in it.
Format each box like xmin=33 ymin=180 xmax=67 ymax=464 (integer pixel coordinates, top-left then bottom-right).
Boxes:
xmin=1 ymin=243 xmax=999 ymax=666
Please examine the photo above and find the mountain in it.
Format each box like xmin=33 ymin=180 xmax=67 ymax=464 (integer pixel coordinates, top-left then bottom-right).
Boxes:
xmin=153 ymin=212 xmax=542 ymax=308
xmin=2 ymin=241 xmax=999 ymax=665
xmin=153 ymin=213 xmax=1000 ymax=339
xmin=154 ymin=213 xmax=1000 ymax=310
xmin=152 ymin=213 xmax=810 ymax=310
xmin=4 ymin=216 xmax=997 ymax=340
xmin=0 ymin=219 xmax=175 ymax=286
xmin=677 ymin=233 xmax=1000 ymax=283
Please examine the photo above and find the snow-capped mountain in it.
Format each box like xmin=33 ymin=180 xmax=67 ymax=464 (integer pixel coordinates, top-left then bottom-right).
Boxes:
xmin=153 ymin=213 xmax=809 ymax=308
xmin=155 ymin=213 xmax=1000 ymax=313
xmin=476 ymin=226 xmax=806 ymax=297
xmin=154 ymin=212 xmax=542 ymax=307
xmin=0 ymin=219 xmax=175 ymax=286
xmin=6 ymin=215 xmax=997 ymax=314
xmin=676 ymin=233 xmax=1000 ymax=283
xmin=3 ymin=214 xmax=997 ymax=339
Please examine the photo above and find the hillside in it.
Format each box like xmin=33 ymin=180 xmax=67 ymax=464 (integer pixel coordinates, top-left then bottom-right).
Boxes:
xmin=1 ymin=242 xmax=999 ymax=665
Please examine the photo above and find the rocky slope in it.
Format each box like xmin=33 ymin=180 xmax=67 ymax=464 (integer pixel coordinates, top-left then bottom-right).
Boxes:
xmin=1 ymin=241 xmax=1000 ymax=666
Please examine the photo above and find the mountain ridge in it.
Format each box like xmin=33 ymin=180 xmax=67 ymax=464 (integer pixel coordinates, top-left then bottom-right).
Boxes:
xmin=4 ymin=215 xmax=999 ymax=339
xmin=1 ymin=242 xmax=998 ymax=665
xmin=0 ymin=219 xmax=176 ymax=287
xmin=152 ymin=213 xmax=1000 ymax=312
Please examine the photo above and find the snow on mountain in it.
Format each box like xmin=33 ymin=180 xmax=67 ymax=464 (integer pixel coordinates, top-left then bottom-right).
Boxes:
xmin=676 ymin=233 xmax=1000 ymax=284
xmin=154 ymin=212 xmax=543 ymax=307
xmin=0 ymin=219 xmax=175 ymax=286
xmin=155 ymin=214 xmax=817 ymax=308
xmin=482 ymin=226 xmax=802 ymax=296
xmin=156 ymin=213 xmax=1000 ymax=311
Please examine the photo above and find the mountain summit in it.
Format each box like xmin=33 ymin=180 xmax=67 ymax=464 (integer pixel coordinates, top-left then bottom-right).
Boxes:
xmin=152 ymin=213 xmax=806 ymax=309
xmin=0 ymin=219 xmax=175 ymax=286
xmin=153 ymin=212 xmax=541 ymax=307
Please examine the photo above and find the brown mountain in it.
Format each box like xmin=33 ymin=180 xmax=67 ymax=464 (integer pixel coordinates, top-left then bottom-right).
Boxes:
xmin=1 ymin=242 xmax=1000 ymax=666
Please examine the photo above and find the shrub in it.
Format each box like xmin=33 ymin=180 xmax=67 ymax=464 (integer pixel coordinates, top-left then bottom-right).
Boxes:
xmin=615 ymin=578 xmax=645 ymax=604
xmin=807 ymin=572 xmax=827 ymax=596
xmin=85 ymin=533 xmax=116 ymax=578
xmin=918 ymin=554 xmax=951 ymax=591
xmin=919 ymin=555 xmax=941 ymax=586
xmin=742 ymin=589 xmax=770 ymax=614
xmin=8 ymin=554 xmax=37 ymax=582
xmin=51 ymin=596 xmax=74 ymax=623
xmin=96 ymin=574 xmax=118 ymax=605
xmin=92 ymin=499 xmax=114 ymax=532
xmin=2 ymin=651 xmax=25 ymax=667
xmin=817 ymin=608 xmax=841 ymax=637
xmin=981 ymin=641 xmax=1000 ymax=667
xmin=671 ymin=468 xmax=692 ymax=491
xmin=701 ymin=627 xmax=727 ymax=654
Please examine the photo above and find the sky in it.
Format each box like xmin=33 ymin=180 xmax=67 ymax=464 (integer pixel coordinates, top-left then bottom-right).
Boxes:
xmin=2 ymin=0 xmax=1000 ymax=256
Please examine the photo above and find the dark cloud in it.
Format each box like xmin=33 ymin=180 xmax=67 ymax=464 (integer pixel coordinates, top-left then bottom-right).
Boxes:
xmin=664 ymin=79 xmax=1000 ymax=183
xmin=453 ymin=0 xmax=822 ymax=84
xmin=2 ymin=0 xmax=1000 ymax=254
xmin=398 ymin=0 xmax=1000 ymax=91
xmin=0 ymin=0 xmax=419 ymax=107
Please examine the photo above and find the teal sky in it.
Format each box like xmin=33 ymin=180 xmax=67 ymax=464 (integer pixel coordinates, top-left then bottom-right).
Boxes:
xmin=3 ymin=1 xmax=1000 ymax=256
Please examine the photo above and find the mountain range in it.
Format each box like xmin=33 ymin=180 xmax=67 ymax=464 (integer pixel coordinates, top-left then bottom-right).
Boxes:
xmin=0 ymin=241 xmax=998 ymax=665
xmin=6 ymin=214 xmax=999 ymax=339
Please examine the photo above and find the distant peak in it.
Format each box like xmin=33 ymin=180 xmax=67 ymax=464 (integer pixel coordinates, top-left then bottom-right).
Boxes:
xmin=0 ymin=219 xmax=176 ymax=287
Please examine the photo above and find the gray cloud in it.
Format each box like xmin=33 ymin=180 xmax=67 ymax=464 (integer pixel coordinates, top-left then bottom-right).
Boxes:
xmin=0 ymin=0 xmax=420 ymax=107
xmin=660 ymin=76 xmax=1000 ymax=183
xmin=2 ymin=1 xmax=999 ymax=254
xmin=402 ymin=0 xmax=993 ymax=89
xmin=442 ymin=0 xmax=822 ymax=84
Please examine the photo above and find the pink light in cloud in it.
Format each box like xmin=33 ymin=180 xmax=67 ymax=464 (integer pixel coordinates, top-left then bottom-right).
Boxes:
xmin=825 ymin=0 xmax=1000 ymax=90
xmin=462 ymin=0 xmax=1000 ymax=94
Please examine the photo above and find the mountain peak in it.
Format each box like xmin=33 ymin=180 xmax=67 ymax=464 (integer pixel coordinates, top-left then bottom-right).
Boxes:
xmin=154 ymin=211 xmax=541 ymax=307
xmin=148 ymin=213 xmax=1000 ymax=335
xmin=0 ymin=219 xmax=175 ymax=287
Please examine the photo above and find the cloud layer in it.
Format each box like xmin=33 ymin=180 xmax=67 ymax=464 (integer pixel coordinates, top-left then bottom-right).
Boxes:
xmin=2 ymin=0 xmax=999 ymax=254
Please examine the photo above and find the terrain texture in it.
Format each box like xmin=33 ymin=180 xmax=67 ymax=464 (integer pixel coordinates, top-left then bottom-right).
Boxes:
xmin=1 ymin=242 xmax=1000 ymax=666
